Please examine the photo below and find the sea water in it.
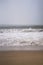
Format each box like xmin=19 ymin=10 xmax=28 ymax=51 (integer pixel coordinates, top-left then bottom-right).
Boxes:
xmin=0 ymin=27 xmax=43 ymax=47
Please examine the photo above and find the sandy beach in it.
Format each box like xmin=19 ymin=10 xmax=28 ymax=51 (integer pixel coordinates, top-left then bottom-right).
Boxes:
xmin=0 ymin=51 xmax=43 ymax=65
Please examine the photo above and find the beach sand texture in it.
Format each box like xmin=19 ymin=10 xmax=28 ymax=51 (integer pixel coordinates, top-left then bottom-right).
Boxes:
xmin=0 ymin=51 xmax=43 ymax=65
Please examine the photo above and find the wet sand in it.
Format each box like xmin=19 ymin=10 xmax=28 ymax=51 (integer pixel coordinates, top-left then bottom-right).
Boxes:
xmin=0 ymin=45 xmax=43 ymax=51
xmin=0 ymin=51 xmax=43 ymax=65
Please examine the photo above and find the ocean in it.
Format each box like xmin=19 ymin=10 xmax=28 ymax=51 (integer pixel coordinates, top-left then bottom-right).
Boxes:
xmin=0 ymin=25 xmax=43 ymax=51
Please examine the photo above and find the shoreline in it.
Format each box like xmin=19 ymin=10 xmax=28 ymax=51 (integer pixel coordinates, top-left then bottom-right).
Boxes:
xmin=0 ymin=45 xmax=43 ymax=51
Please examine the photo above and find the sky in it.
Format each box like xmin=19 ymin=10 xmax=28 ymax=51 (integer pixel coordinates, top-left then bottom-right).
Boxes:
xmin=0 ymin=0 xmax=43 ymax=25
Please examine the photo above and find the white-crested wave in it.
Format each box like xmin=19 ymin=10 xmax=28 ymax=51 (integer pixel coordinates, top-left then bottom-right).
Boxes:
xmin=0 ymin=28 xmax=43 ymax=33
xmin=0 ymin=28 xmax=43 ymax=46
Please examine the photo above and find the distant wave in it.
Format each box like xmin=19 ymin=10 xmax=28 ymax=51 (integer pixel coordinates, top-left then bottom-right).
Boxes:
xmin=21 ymin=29 xmax=43 ymax=32
xmin=0 ymin=28 xmax=43 ymax=33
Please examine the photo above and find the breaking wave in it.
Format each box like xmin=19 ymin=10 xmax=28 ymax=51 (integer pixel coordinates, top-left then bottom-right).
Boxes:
xmin=0 ymin=28 xmax=43 ymax=33
xmin=0 ymin=28 xmax=43 ymax=46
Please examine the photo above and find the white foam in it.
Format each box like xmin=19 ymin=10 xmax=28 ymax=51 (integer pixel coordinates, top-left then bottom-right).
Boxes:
xmin=0 ymin=29 xmax=43 ymax=46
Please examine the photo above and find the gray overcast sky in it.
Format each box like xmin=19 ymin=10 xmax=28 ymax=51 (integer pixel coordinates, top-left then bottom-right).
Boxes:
xmin=0 ymin=0 xmax=43 ymax=25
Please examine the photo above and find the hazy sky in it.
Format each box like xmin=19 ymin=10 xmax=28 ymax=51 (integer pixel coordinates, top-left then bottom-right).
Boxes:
xmin=0 ymin=0 xmax=43 ymax=25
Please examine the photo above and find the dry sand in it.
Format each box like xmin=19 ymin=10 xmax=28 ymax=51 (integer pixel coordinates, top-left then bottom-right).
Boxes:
xmin=0 ymin=51 xmax=43 ymax=65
